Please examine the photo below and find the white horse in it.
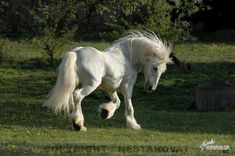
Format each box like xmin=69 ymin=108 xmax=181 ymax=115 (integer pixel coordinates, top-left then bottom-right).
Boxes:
xmin=43 ymin=31 xmax=177 ymax=131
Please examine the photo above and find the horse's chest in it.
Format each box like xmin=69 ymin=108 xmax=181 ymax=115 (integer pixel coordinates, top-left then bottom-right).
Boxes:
xmin=100 ymin=54 xmax=125 ymax=91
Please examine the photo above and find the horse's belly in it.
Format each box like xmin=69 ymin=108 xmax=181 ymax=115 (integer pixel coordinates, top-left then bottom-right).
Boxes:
xmin=99 ymin=77 xmax=122 ymax=91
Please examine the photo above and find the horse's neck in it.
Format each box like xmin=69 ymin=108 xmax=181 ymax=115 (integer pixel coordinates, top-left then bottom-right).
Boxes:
xmin=118 ymin=38 xmax=147 ymax=65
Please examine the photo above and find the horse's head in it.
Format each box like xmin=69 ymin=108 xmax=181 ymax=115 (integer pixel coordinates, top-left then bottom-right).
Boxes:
xmin=143 ymin=46 xmax=171 ymax=92
xmin=122 ymin=30 xmax=184 ymax=92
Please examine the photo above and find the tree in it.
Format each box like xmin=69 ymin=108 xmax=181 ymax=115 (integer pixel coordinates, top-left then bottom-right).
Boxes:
xmin=0 ymin=0 xmax=204 ymax=40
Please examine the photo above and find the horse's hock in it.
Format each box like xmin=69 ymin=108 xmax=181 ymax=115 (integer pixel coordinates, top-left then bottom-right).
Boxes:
xmin=195 ymin=84 xmax=235 ymax=111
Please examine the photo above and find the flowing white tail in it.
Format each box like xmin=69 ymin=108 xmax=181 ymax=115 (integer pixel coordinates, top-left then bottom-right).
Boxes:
xmin=43 ymin=52 xmax=78 ymax=114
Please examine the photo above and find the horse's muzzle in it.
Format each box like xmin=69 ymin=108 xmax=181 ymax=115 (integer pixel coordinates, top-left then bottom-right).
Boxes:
xmin=145 ymin=83 xmax=154 ymax=93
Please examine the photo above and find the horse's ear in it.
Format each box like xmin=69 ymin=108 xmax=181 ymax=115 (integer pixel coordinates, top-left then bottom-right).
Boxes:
xmin=169 ymin=52 xmax=192 ymax=71
xmin=169 ymin=52 xmax=182 ymax=67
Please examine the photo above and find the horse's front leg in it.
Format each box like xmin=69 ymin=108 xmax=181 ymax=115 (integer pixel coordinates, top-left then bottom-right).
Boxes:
xmin=99 ymin=91 xmax=120 ymax=119
xmin=122 ymin=82 xmax=141 ymax=130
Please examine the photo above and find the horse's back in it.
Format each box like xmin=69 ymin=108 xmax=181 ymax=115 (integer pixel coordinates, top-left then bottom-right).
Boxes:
xmin=73 ymin=47 xmax=104 ymax=64
xmin=72 ymin=47 xmax=105 ymax=83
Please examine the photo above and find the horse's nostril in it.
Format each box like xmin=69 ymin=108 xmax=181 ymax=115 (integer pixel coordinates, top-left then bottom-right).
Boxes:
xmin=148 ymin=86 xmax=152 ymax=91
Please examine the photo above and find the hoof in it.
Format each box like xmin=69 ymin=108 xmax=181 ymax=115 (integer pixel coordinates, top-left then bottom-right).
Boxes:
xmin=127 ymin=122 xmax=141 ymax=130
xmin=73 ymin=122 xmax=81 ymax=131
xmin=72 ymin=122 xmax=87 ymax=131
xmin=132 ymin=124 xmax=141 ymax=130
xmin=100 ymin=109 xmax=109 ymax=119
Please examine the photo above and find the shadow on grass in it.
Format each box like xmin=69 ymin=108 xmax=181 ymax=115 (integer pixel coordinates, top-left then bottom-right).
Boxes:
xmin=0 ymin=61 xmax=234 ymax=134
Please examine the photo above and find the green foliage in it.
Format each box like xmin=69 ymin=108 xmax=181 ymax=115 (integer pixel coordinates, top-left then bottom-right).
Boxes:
xmin=0 ymin=39 xmax=13 ymax=63
xmin=0 ymin=0 xmax=79 ymax=37
xmin=0 ymin=42 xmax=6 ymax=63
xmin=32 ymin=31 xmax=70 ymax=65
xmin=170 ymin=0 xmax=207 ymax=40
xmin=30 ymin=0 xmax=79 ymax=36
xmin=131 ymin=0 xmax=175 ymax=38
xmin=0 ymin=0 xmax=204 ymax=40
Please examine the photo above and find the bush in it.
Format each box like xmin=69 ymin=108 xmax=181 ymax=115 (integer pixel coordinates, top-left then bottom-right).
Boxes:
xmin=0 ymin=39 xmax=10 ymax=63
xmin=0 ymin=42 xmax=6 ymax=63
xmin=0 ymin=0 xmax=204 ymax=40
xmin=33 ymin=31 xmax=69 ymax=65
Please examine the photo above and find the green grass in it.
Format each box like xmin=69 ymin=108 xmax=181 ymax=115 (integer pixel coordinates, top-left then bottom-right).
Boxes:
xmin=0 ymin=37 xmax=235 ymax=155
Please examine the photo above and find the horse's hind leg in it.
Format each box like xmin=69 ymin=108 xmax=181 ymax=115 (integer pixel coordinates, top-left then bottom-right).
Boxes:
xmin=70 ymin=91 xmax=86 ymax=131
xmin=70 ymin=82 xmax=100 ymax=131
xmin=99 ymin=91 xmax=120 ymax=119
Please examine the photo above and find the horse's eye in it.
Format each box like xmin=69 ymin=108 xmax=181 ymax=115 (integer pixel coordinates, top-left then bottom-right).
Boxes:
xmin=153 ymin=66 xmax=158 ymax=71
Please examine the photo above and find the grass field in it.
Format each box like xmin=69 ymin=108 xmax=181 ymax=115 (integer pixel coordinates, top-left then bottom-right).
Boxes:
xmin=0 ymin=33 xmax=235 ymax=155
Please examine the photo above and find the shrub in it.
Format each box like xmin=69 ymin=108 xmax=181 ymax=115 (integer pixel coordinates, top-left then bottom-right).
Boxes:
xmin=33 ymin=31 xmax=69 ymax=65
xmin=0 ymin=0 xmax=204 ymax=40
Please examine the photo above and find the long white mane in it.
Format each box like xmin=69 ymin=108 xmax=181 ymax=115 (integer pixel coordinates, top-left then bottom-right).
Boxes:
xmin=111 ymin=30 xmax=172 ymax=64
